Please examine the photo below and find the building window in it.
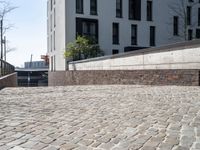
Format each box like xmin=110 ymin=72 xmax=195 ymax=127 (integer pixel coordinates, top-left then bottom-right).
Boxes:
xmin=188 ymin=29 xmax=193 ymax=40
xmin=173 ymin=16 xmax=179 ymax=36
xmin=76 ymin=18 xmax=98 ymax=43
xmin=131 ymin=24 xmax=137 ymax=45
xmin=50 ymin=0 xmax=53 ymax=11
xmin=54 ymin=8 xmax=56 ymax=27
xmin=112 ymin=49 xmax=119 ymax=55
xmin=47 ymin=37 xmax=49 ymax=52
xmin=187 ymin=6 xmax=191 ymax=25
xmin=198 ymin=8 xmax=200 ymax=26
xmin=113 ymin=23 xmax=119 ymax=44
xmin=129 ymin=0 xmax=141 ymax=20
xmin=50 ymin=14 xmax=52 ymax=31
xmin=147 ymin=1 xmax=153 ymax=21
xmin=53 ymin=31 xmax=55 ymax=51
xmin=116 ymin=0 xmax=122 ymax=18
xmin=54 ymin=55 xmax=56 ymax=71
xmin=51 ymin=56 xmax=53 ymax=71
xmin=50 ymin=34 xmax=52 ymax=52
xmin=47 ymin=1 xmax=49 ymax=14
xmin=90 ymin=0 xmax=97 ymax=15
xmin=76 ymin=0 xmax=83 ymax=14
xmin=150 ymin=26 xmax=156 ymax=46
xmin=196 ymin=29 xmax=200 ymax=38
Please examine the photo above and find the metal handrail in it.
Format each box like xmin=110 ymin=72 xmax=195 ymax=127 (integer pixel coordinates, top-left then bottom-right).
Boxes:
xmin=0 ymin=59 xmax=15 ymax=77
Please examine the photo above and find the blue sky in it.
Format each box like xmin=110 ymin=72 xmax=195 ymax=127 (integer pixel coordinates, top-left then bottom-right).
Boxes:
xmin=6 ymin=0 xmax=47 ymax=67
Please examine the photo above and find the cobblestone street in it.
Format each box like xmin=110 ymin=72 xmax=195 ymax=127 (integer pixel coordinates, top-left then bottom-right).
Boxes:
xmin=0 ymin=85 xmax=200 ymax=150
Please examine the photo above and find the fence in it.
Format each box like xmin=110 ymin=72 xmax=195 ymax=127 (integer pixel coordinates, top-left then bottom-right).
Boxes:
xmin=0 ymin=59 xmax=15 ymax=77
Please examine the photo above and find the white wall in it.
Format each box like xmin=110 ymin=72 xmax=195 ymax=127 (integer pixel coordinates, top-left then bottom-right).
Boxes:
xmin=47 ymin=0 xmax=66 ymax=71
xmin=68 ymin=46 xmax=200 ymax=70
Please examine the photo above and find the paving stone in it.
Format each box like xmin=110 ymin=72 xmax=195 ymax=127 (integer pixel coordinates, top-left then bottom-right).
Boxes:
xmin=0 ymin=85 xmax=200 ymax=150
xmin=43 ymin=145 xmax=58 ymax=150
xmin=10 ymin=146 xmax=26 ymax=150
xmin=60 ymin=143 xmax=78 ymax=150
xmin=32 ymin=142 xmax=47 ymax=150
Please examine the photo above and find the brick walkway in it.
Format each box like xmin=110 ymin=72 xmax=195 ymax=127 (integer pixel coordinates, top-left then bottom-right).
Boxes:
xmin=0 ymin=85 xmax=200 ymax=150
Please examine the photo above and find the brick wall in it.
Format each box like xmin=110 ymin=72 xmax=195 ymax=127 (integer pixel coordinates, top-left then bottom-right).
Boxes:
xmin=49 ymin=70 xmax=200 ymax=86
xmin=0 ymin=73 xmax=17 ymax=89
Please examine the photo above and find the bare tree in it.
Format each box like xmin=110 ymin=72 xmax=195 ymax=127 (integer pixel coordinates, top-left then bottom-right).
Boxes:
xmin=0 ymin=1 xmax=17 ymax=60
xmin=168 ymin=0 xmax=198 ymax=40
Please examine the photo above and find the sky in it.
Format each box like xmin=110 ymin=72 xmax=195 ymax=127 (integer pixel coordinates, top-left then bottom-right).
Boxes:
xmin=5 ymin=0 xmax=47 ymax=67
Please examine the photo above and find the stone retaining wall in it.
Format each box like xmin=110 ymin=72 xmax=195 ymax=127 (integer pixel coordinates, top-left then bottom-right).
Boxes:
xmin=49 ymin=70 xmax=200 ymax=86
xmin=0 ymin=73 xmax=17 ymax=89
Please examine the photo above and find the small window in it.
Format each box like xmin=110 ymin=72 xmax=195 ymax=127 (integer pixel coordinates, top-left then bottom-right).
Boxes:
xmin=198 ymin=8 xmax=200 ymax=26
xmin=116 ymin=0 xmax=123 ymax=18
xmin=150 ymin=26 xmax=156 ymax=46
xmin=54 ymin=8 xmax=56 ymax=27
xmin=112 ymin=49 xmax=119 ymax=55
xmin=187 ymin=6 xmax=191 ymax=25
xmin=188 ymin=29 xmax=193 ymax=40
xmin=147 ymin=1 xmax=153 ymax=21
xmin=90 ymin=0 xmax=97 ymax=15
xmin=53 ymin=31 xmax=56 ymax=51
xmin=50 ymin=0 xmax=53 ymax=10
xmin=76 ymin=0 xmax=83 ymax=14
xmin=173 ymin=16 xmax=179 ymax=36
xmin=196 ymin=29 xmax=200 ymax=39
xmin=129 ymin=0 xmax=141 ymax=20
xmin=131 ymin=24 xmax=137 ymax=45
xmin=50 ymin=34 xmax=52 ymax=52
xmin=113 ymin=23 xmax=119 ymax=44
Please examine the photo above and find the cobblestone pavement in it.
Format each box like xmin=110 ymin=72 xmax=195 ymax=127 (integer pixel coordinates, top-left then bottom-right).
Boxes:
xmin=0 ymin=85 xmax=200 ymax=150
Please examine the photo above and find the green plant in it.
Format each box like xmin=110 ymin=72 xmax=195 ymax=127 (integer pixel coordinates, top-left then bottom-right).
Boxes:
xmin=64 ymin=36 xmax=104 ymax=61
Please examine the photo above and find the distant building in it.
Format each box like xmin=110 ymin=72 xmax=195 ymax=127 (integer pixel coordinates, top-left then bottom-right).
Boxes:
xmin=47 ymin=0 xmax=200 ymax=71
xmin=24 ymin=61 xmax=48 ymax=69
xmin=16 ymin=61 xmax=48 ymax=87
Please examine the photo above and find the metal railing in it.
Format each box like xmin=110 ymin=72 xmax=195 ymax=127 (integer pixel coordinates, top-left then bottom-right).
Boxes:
xmin=0 ymin=59 xmax=15 ymax=77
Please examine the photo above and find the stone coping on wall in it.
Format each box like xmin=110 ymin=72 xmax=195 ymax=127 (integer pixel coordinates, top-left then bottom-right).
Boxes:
xmin=0 ymin=73 xmax=17 ymax=89
xmin=68 ymin=40 xmax=200 ymax=64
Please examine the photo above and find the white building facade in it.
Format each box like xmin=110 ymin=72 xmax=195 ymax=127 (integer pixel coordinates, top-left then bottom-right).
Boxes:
xmin=47 ymin=0 xmax=200 ymax=71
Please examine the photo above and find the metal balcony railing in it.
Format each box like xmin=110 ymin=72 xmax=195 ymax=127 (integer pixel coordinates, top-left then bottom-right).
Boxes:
xmin=0 ymin=59 xmax=15 ymax=77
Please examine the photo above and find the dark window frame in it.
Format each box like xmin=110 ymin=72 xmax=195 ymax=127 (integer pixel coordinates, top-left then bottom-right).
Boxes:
xmin=116 ymin=0 xmax=123 ymax=18
xmin=76 ymin=0 xmax=84 ymax=14
xmin=112 ymin=49 xmax=119 ymax=55
xmin=198 ymin=8 xmax=200 ymax=26
xmin=129 ymin=0 xmax=141 ymax=20
xmin=188 ymin=29 xmax=193 ymax=40
xmin=147 ymin=0 xmax=153 ymax=21
xmin=90 ymin=0 xmax=97 ymax=15
xmin=196 ymin=29 xmax=200 ymax=39
xmin=76 ymin=18 xmax=99 ymax=43
xmin=187 ymin=6 xmax=191 ymax=25
xmin=173 ymin=16 xmax=179 ymax=36
xmin=131 ymin=24 xmax=137 ymax=45
xmin=150 ymin=26 xmax=156 ymax=46
xmin=113 ymin=23 xmax=119 ymax=45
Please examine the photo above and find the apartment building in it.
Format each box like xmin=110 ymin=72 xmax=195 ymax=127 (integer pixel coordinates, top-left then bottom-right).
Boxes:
xmin=47 ymin=0 xmax=200 ymax=71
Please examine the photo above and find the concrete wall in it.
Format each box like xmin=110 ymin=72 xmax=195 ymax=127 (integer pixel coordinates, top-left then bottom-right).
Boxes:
xmin=69 ymin=41 xmax=200 ymax=70
xmin=49 ymin=70 xmax=200 ymax=86
xmin=0 ymin=73 xmax=17 ymax=89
